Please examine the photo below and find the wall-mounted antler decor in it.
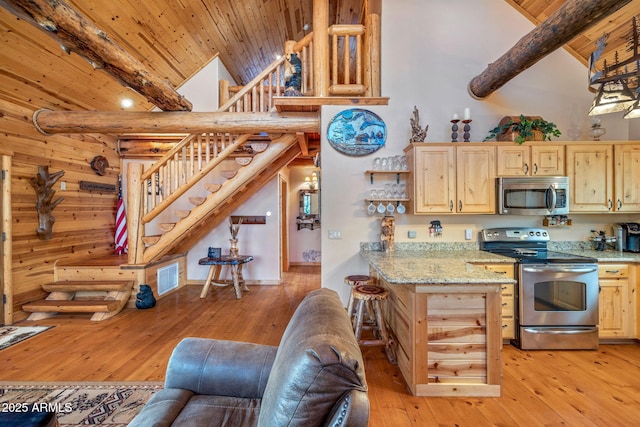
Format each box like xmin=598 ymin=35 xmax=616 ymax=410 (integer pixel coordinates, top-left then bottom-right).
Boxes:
xmin=30 ymin=165 xmax=65 ymax=240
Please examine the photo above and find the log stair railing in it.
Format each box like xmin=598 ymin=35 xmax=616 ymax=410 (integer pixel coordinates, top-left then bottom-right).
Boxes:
xmin=23 ymin=280 xmax=134 ymax=321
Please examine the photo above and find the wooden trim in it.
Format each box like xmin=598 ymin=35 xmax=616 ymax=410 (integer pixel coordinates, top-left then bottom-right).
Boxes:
xmin=1 ymin=155 xmax=12 ymax=325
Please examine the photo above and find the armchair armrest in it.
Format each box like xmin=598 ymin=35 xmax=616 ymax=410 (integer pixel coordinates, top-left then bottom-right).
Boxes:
xmin=165 ymin=337 xmax=277 ymax=399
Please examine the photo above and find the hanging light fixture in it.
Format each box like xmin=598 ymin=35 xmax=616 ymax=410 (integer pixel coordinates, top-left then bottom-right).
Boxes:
xmin=588 ymin=17 xmax=640 ymax=119
xmin=588 ymin=79 xmax=636 ymax=116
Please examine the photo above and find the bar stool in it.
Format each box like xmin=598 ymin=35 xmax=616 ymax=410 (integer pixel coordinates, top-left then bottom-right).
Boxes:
xmin=344 ymin=275 xmax=375 ymax=320
xmin=351 ymin=284 xmax=396 ymax=364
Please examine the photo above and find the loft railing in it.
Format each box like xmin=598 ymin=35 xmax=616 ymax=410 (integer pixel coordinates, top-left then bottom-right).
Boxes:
xmin=219 ymin=22 xmax=379 ymax=108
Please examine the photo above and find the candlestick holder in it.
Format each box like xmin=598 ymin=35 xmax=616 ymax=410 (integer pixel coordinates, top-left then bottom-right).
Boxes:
xmin=450 ymin=119 xmax=460 ymax=142
xmin=462 ymin=119 xmax=472 ymax=142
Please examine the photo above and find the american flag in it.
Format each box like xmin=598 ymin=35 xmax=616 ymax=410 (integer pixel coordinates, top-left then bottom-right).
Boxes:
xmin=115 ymin=175 xmax=128 ymax=254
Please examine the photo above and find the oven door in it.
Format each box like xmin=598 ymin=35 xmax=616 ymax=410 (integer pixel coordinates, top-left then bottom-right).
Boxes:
xmin=517 ymin=263 xmax=599 ymax=350
xmin=519 ymin=263 xmax=599 ymax=326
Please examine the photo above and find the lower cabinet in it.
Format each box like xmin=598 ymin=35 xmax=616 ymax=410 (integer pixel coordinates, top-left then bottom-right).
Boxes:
xmin=476 ymin=263 xmax=515 ymax=340
xmin=598 ymin=263 xmax=636 ymax=339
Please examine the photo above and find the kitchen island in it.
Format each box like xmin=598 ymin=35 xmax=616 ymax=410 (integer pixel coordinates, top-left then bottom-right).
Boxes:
xmin=361 ymin=247 xmax=515 ymax=397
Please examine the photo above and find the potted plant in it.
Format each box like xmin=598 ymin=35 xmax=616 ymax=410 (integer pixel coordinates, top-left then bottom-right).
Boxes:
xmin=484 ymin=115 xmax=561 ymax=145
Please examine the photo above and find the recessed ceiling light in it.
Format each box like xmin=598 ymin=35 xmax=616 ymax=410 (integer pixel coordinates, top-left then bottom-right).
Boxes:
xmin=120 ymin=98 xmax=134 ymax=109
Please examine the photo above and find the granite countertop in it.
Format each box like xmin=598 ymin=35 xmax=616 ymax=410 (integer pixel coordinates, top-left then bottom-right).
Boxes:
xmin=559 ymin=249 xmax=640 ymax=263
xmin=361 ymin=248 xmax=516 ymax=285
xmin=360 ymin=241 xmax=640 ymax=286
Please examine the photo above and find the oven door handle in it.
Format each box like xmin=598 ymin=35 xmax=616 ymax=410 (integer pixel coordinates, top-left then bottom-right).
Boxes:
xmin=522 ymin=327 xmax=597 ymax=335
xmin=522 ymin=266 xmax=598 ymax=274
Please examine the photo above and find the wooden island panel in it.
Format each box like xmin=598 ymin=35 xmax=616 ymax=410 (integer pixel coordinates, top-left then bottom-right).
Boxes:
xmin=374 ymin=271 xmax=502 ymax=397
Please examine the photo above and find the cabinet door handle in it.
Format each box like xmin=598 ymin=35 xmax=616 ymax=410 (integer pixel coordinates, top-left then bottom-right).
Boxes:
xmin=458 ymin=200 xmax=463 ymax=211
xmin=449 ymin=200 xmax=454 ymax=212
xmin=524 ymin=163 xmax=529 ymax=174
xmin=533 ymin=163 xmax=538 ymax=174
xmin=608 ymin=199 xmax=613 ymax=210
xmin=617 ymin=199 xmax=622 ymax=210
xmin=605 ymin=270 xmax=620 ymax=274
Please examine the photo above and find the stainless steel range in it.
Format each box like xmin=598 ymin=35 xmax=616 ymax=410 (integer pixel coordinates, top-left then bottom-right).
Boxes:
xmin=480 ymin=228 xmax=599 ymax=350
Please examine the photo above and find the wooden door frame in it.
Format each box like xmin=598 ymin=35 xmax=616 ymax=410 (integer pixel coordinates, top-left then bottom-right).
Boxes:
xmin=1 ymin=154 xmax=13 ymax=325
xmin=280 ymin=176 xmax=289 ymax=273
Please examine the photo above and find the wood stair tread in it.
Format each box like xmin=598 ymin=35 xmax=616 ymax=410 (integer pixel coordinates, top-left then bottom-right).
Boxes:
xmin=23 ymin=299 xmax=121 ymax=313
xmin=41 ymin=281 xmax=134 ymax=292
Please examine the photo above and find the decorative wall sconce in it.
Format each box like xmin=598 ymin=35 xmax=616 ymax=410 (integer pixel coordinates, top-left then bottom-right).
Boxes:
xmin=304 ymin=171 xmax=318 ymax=190
xmin=588 ymin=17 xmax=640 ymax=119
xmin=30 ymin=165 xmax=65 ymax=240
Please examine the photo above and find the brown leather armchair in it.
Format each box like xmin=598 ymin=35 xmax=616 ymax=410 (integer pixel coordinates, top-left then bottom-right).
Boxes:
xmin=128 ymin=288 xmax=369 ymax=426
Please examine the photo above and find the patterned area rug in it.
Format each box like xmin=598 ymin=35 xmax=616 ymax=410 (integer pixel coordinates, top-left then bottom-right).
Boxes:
xmin=0 ymin=382 xmax=163 ymax=426
xmin=0 ymin=326 xmax=53 ymax=351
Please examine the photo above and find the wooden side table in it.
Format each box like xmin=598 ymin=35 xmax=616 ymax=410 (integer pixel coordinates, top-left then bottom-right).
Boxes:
xmin=198 ymin=255 xmax=254 ymax=299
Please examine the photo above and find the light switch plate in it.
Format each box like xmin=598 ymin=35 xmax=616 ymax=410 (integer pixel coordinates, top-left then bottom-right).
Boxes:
xmin=408 ymin=230 xmax=417 ymax=238
xmin=465 ymin=229 xmax=473 ymax=240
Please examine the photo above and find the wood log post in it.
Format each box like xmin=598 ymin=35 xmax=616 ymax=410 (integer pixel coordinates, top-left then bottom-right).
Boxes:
xmin=0 ymin=0 xmax=192 ymax=111
xmin=29 ymin=166 xmax=64 ymax=240
xmin=468 ymin=0 xmax=632 ymax=99
xmin=313 ymin=0 xmax=329 ymax=97
xmin=127 ymin=163 xmax=144 ymax=265
xmin=364 ymin=0 xmax=382 ymax=97
xmin=218 ymin=80 xmax=230 ymax=108
xmin=32 ymin=110 xmax=320 ymax=135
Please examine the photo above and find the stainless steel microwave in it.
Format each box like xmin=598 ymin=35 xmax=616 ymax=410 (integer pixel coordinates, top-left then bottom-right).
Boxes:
xmin=497 ymin=176 xmax=569 ymax=215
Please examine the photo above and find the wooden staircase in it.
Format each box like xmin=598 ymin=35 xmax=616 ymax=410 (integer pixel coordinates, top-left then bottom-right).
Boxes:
xmin=23 ymin=280 xmax=134 ymax=321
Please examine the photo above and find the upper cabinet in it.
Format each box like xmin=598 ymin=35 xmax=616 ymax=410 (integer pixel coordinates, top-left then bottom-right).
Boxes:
xmin=496 ymin=144 xmax=564 ymax=176
xmin=408 ymin=144 xmax=495 ymax=214
xmin=566 ymin=143 xmax=640 ymax=213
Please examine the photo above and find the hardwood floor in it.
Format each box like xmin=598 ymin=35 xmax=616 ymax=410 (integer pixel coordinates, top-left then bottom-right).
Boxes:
xmin=1 ymin=265 xmax=639 ymax=426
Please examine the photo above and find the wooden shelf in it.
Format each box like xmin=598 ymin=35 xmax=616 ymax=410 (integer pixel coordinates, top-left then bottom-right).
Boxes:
xmin=365 ymin=170 xmax=409 ymax=184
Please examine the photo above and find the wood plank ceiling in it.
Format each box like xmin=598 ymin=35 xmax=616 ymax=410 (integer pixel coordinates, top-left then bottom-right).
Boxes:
xmin=0 ymin=0 xmax=638 ymax=114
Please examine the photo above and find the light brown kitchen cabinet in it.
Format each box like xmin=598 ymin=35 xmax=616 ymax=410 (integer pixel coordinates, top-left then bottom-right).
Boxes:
xmin=496 ymin=144 xmax=564 ymax=176
xmin=407 ymin=143 xmax=495 ymax=214
xmin=598 ymin=263 xmax=636 ymax=339
xmin=614 ymin=145 xmax=640 ymax=212
xmin=566 ymin=143 xmax=640 ymax=213
xmin=476 ymin=263 xmax=515 ymax=340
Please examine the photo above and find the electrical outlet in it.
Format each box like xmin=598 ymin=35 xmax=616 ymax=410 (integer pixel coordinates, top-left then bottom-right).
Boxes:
xmin=408 ymin=230 xmax=417 ymax=238
xmin=328 ymin=230 xmax=342 ymax=239
xmin=465 ymin=228 xmax=473 ymax=240
xmin=60 ymin=181 xmax=66 ymax=190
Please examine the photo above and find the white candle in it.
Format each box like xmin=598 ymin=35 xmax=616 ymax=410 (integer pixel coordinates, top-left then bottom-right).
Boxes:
xmin=463 ymin=107 xmax=471 ymax=120
xmin=452 ymin=113 xmax=459 ymax=120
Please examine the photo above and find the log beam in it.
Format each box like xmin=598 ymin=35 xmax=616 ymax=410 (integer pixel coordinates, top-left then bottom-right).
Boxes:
xmin=0 ymin=0 xmax=192 ymax=111
xmin=32 ymin=110 xmax=320 ymax=135
xmin=468 ymin=0 xmax=632 ymax=99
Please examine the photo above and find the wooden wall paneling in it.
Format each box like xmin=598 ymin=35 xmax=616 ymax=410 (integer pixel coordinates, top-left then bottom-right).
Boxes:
xmin=0 ymin=100 xmax=121 ymax=322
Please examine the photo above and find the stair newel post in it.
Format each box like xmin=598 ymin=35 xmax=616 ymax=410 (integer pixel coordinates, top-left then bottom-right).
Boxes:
xmin=312 ymin=0 xmax=329 ymax=97
xmin=127 ymin=163 xmax=145 ymax=265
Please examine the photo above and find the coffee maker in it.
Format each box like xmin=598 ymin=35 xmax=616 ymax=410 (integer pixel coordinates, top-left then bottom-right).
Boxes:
xmin=614 ymin=223 xmax=640 ymax=252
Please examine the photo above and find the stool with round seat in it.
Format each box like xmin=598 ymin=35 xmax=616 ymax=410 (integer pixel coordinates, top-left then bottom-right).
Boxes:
xmin=351 ymin=284 xmax=396 ymax=364
xmin=344 ymin=274 xmax=375 ymax=320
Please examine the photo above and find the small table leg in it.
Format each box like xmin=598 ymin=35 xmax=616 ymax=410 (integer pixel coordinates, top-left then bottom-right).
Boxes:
xmin=200 ymin=265 xmax=221 ymax=298
xmin=230 ymin=264 xmax=250 ymax=299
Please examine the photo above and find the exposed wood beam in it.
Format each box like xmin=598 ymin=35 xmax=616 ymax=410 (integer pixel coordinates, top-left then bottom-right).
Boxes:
xmin=468 ymin=0 xmax=632 ymax=99
xmin=32 ymin=110 xmax=320 ymax=134
xmin=296 ymin=132 xmax=310 ymax=156
xmin=0 ymin=0 xmax=192 ymax=111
